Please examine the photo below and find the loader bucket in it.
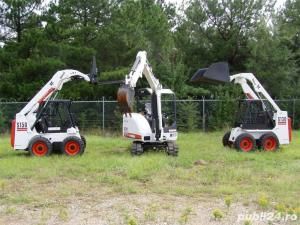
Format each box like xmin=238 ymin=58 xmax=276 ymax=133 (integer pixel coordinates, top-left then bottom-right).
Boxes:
xmin=190 ymin=62 xmax=230 ymax=84
xmin=117 ymin=85 xmax=135 ymax=114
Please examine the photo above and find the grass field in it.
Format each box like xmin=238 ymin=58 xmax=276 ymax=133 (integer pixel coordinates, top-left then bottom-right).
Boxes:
xmin=0 ymin=132 xmax=299 ymax=224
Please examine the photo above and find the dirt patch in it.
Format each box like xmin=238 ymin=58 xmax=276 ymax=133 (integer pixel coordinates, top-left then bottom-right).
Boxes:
xmin=0 ymin=194 xmax=298 ymax=225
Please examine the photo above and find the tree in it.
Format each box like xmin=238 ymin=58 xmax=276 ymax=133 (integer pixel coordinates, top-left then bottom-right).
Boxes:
xmin=177 ymin=0 xmax=275 ymax=68
xmin=45 ymin=0 xmax=114 ymax=45
xmin=93 ymin=0 xmax=192 ymax=97
xmin=0 ymin=0 xmax=41 ymax=42
xmin=174 ymin=0 xmax=291 ymax=99
xmin=94 ymin=0 xmax=174 ymax=69
xmin=279 ymin=0 xmax=300 ymax=97
xmin=246 ymin=22 xmax=297 ymax=98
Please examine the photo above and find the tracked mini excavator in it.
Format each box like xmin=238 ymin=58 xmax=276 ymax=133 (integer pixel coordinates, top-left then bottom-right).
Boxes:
xmin=191 ymin=62 xmax=292 ymax=152
xmin=117 ymin=51 xmax=178 ymax=156
xmin=11 ymin=58 xmax=98 ymax=156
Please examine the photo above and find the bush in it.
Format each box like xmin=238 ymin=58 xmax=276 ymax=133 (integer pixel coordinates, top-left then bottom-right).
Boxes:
xmin=212 ymin=208 xmax=224 ymax=220
xmin=257 ymin=194 xmax=269 ymax=209
xmin=0 ymin=110 xmax=6 ymax=133
xmin=177 ymin=100 xmax=200 ymax=131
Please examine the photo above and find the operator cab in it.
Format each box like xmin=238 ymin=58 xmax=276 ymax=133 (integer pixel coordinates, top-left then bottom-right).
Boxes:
xmin=136 ymin=88 xmax=177 ymax=132
xmin=34 ymin=100 xmax=77 ymax=133
xmin=234 ymin=99 xmax=275 ymax=130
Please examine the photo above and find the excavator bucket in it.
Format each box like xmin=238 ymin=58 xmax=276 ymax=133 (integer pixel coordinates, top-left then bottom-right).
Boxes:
xmin=190 ymin=62 xmax=230 ymax=84
xmin=117 ymin=85 xmax=135 ymax=114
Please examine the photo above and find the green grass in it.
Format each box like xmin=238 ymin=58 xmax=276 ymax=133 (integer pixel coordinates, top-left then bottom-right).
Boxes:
xmin=0 ymin=131 xmax=299 ymax=209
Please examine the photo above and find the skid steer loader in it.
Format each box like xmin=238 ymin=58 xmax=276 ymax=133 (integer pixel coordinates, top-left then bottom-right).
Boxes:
xmin=191 ymin=62 xmax=292 ymax=152
xmin=11 ymin=58 xmax=98 ymax=156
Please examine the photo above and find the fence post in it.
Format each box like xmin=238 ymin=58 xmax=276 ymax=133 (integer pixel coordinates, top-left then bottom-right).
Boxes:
xmin=202 ymin=96 xmax=205 ymax=132
xmin=102 ymin=96 xmax=105 ymax=132
xmin=293 ymin=99 xmax=296 ymax=128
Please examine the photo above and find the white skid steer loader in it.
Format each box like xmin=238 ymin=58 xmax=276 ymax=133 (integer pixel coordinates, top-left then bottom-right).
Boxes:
xmin=191 ymin=62 xmax=292 ymax=152
xmin=11 ymin=58 xmax=98 ymax=156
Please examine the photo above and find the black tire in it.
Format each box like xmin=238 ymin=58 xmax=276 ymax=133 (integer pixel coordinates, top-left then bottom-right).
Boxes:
xmin=80 ymin=135 xmax=86 ymax=148
xmin=131 ymin=142 xmax=143 ymax=156
xmin=234 ymin=133 xmax=256 ymax=152
xmin=222 ymin=131 xmax=231 ymax=147
xmin=29 ymin=136 xmax=52 ymax=157
xmin=61 ymin=136 xmax=85 ymax=156
xmin=166 ymin=142 xmax=178 ymax=156
xmin=260 ymin=133 xmax=279 ymax=152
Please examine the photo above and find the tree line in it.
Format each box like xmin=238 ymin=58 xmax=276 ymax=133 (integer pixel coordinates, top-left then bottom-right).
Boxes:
xmin=0 ymin=0 xmax=299 ymax=102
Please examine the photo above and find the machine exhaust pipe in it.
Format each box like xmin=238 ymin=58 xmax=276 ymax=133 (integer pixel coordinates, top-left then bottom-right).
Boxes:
xmin=190 ymin=62 xmax=230 ymax=84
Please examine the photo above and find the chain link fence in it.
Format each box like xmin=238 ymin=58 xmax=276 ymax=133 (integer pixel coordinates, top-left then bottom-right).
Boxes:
xmin=0 ymin=99 xmax=299 ymax=133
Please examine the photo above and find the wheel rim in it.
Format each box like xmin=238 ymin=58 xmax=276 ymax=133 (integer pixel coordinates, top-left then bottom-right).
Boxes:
xmin=65 ymin=141 xmax=80 ymax=156
xmin=239 ymin=137 xmax=253 ymax=152
xmin=32 ymin=141 xmax=48 ymax=156
xmin=263 ymin=137 xmax=276 ymax=151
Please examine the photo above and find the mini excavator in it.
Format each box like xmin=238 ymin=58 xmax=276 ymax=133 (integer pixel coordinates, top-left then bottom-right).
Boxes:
xmin=117 ymin=51 xmax=178 ymax=156
xmin=191 ymin=62 xmax=292 ymax=152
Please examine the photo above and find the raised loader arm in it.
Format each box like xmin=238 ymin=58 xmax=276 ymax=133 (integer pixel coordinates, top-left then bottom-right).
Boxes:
xmin=18 ymin=57 xmax=98 ymax=130
xmin=20 ymin=70 xmax=92 ymax=117
xmin=190 ymin=62 xmax=282 ymax=112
